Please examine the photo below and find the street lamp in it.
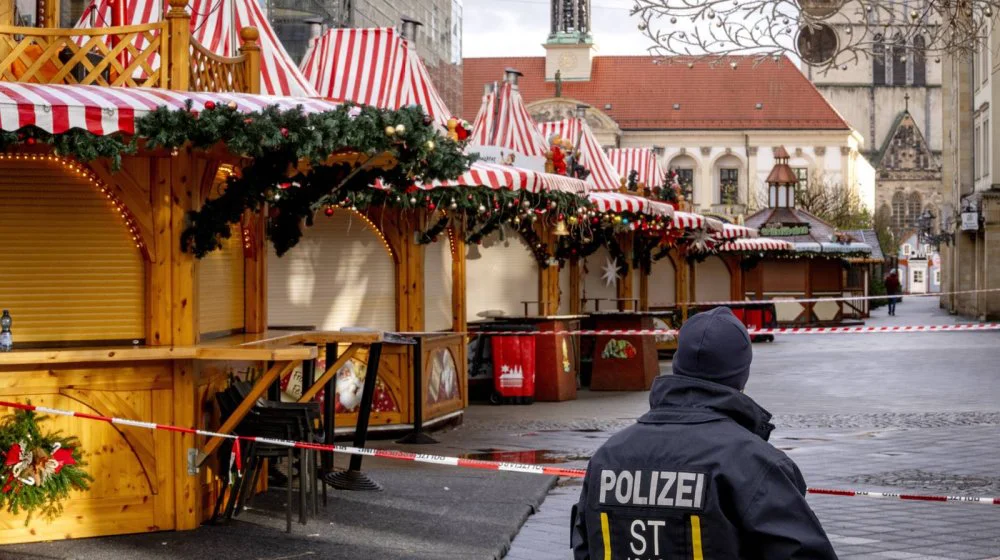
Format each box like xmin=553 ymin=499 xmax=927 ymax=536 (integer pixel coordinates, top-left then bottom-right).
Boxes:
xmin=918 ymin=209 xmax=953 ymax=247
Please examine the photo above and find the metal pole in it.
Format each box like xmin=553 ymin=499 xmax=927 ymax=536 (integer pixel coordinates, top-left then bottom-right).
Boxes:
xmin=397 ymin=337 xmax=438 ymax=444
xmin=323 ymin=343 xmax=384 ymax=491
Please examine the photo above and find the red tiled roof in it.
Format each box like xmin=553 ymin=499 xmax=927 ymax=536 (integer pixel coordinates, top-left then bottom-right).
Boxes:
xmin=461 ymin=55 xmax=849 ymax=131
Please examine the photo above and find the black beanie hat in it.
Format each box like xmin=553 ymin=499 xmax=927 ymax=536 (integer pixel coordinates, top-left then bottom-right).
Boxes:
xmin=672 ymin=307 xmax=752 ymax=391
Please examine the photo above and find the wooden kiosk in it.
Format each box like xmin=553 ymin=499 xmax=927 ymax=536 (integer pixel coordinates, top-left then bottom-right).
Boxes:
xmin=0 ymin=4 xmax=476 ymax=543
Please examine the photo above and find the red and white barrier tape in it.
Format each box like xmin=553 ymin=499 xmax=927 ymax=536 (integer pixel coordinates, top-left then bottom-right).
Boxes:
xmin=688 ymin=287 xmax=1000 ymax=308
xmin=1 ymin=400 xmax=997 ymax=506
xmin=419 ymin=323 xmax=1000 ymax=338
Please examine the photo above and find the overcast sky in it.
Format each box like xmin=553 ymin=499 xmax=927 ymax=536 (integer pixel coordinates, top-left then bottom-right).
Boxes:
xmin=462 ymin=0 xmax=652 ymax=58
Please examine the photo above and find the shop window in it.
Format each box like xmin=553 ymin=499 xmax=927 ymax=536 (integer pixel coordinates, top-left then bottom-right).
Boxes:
xmin=913 ymin=270 xmax=924 ymax=283
xmin=934 ymin=269 xmax=941 ymax=284
xmin=901 ymin=243 xmax=912 ymax=256
xmin=719 ymin=168 xmax=739 ymax=204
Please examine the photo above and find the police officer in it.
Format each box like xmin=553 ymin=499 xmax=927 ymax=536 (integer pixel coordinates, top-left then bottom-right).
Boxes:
xmin=571 ymin=307 xmax=838 ymax=559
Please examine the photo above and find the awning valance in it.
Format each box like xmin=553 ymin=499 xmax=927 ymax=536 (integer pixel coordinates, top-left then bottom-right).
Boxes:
xmin=427 ymin=162 xmax=588 ymax=193
xmin=586 ymin=192 xmax=674 ymax=217
xmin=718 ymin=238 xmax=795 ymax=252
xmin=0 ymin=83 xmax=337 ymax=135
xmin=715 ymin=223 xmax=759 ymax=239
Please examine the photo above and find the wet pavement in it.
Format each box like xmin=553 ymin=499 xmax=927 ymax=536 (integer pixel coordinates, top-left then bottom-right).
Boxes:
xmin=3 ymin=297 xmax=999 ymax=559
xmin=496 ymin=298 xmax=1000 ymax=559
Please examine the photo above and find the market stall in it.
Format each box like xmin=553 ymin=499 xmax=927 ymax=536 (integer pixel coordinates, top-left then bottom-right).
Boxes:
xmin=0 ymin=0 xmax=477 ymax=542
xmin=743 ymin=148 xmax=873 ymax=324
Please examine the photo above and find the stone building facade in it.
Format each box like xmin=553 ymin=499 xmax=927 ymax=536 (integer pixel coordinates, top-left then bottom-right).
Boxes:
xmin=806 ymin=5 xmax=945 ymax=243
xmin=939 ymin=32 xmax=1000 ymax=319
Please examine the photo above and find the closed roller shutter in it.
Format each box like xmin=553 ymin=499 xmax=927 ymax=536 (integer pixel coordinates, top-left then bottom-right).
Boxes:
xmin=582 ymin=246 xmax=617 ymax=309
xmin=695 ymin=256 xmax=731 ymax=302
xmin=423 ymin=236 xmax=453 ymax=331
xmin=650 ymin=257 xmax=676 ymax=307
xmin=0 ymin=160 xmax=145 ymax=343
xmin=465 ymin=228 xmax=538 ymax=321
xmin=198 ymin=224 xmax=245 ymax=336
xmin=268 ymin=210 xmax=396 ymax=331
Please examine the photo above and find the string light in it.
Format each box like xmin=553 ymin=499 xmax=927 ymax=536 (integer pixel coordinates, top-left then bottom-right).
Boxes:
xmin=0 ymin=153 xmax=147 ymax=255
xmin=346 ymin=208 xmax=394 ymax=259
xmin=446 ymin=227 xmax=456 ymax=257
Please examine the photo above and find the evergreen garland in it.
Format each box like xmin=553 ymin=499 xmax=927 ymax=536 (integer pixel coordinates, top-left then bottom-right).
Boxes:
xmin=0 ymin=409 xmax=91 ymax=525
xmin=517 ymin=224 xmax=554 ymax=267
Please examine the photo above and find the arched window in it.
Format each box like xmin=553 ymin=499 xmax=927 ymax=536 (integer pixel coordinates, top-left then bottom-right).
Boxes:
xmin=892 ymin=33 xmax=907 ymax=85
xmin=912 ymin=35 xmax=926 ymax=86
xmin=907 ymin=191 xmax=922 ymax=226
xmin=891 ymin=191 xmax=906 ymax=230
xmin=668 ymin=154 xmax=697 ymax=203
xmin=873 ymin=34 xmax=886 ymax=85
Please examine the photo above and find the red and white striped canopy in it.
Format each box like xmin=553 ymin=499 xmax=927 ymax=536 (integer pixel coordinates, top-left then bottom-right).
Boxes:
xmin=715 ymin=223 xmax=759 ymax=240
xmin=470 ymin=90 xmax=495 ymax=145
xmin=0 ymin=83 xmax=335 ymax=134
xmin=670 ymin=211 xmax=706 ymax=230
xmin=74 ymin=0 xmax=317 ymax=97
xmin=587 ymin=192 xmax=674 ymax=217
xmin=538 ymin=119 xmax=621 ymax=192
xmin=606 ymin=148 xmax=664 ymax=189
xmin=427 ymin=161 xmax=587 ymax=193
xmin=471 ymin=81 xmax=550 ymax=157
xmin=717 ymin=238 xmax=795 ymax=252
xmin=300 ymin=27 xmax=451 ymax=130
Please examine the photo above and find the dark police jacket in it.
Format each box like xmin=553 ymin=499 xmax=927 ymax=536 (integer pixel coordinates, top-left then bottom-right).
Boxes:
xmin=571 ymin=375 xmax=838 ymax=559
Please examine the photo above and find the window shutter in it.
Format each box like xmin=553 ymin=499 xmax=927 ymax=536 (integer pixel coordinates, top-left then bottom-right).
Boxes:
xmin=0 ymin=160 xmax=145 ymax=343
xmin=465 ymin=228 xmax=538 ymax=321
xmin=198 ymin=225 xmax=245 ymax=336
xmin=650 ymin=257 xmax=676 ymax=307
xmin=424 ymin=236 xmax=453 ymax=331
xmin=582 ymin=246 xmax=617 ymax=307
xmin=695 ymin=256 xmax=731 ymax=302
xmin=268 ymin=211 xmax=396 ymax=331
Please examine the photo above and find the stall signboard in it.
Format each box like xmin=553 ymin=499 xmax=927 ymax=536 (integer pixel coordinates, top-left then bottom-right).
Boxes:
xmin=759 ymin=224 xmax=811 ymax=237
xmin=467 ymin=144 xmax=547 ymax=173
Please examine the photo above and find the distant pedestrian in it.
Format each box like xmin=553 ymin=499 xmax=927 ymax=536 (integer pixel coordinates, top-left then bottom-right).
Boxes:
xmin=885 ymin=270 xmax=902 ymax=316
xmin=571 ymin=307 xmax=838 ymax=559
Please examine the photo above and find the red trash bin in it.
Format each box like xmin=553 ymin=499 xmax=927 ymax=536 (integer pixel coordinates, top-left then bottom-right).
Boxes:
xmin=490 ymin=335 xmax=536 ymax=404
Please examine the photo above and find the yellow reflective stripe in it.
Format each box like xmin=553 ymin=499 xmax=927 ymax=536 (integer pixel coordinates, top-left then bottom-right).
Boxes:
xmin=691 ymin=514 xmax=704 ymax=560
xmin=600 ymin=512 xmax=611 ymax=560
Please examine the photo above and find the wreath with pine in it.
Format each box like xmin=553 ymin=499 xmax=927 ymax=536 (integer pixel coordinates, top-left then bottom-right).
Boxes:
xmin=0 ymin=408 xmax=91 ymax=524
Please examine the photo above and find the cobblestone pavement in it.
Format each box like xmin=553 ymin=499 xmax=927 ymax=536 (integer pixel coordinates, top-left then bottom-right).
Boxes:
xmin=444 ymin=298 xmax=1000 ymax=559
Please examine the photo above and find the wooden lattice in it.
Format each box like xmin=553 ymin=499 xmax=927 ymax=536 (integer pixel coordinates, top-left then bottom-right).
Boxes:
xmin=189 ymin=39 xmax=248 ymax=93
xmin=0 ymin=23 xmax=169 ymax=87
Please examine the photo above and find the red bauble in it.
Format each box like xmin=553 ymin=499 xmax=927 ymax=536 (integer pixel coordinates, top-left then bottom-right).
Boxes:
xmin=558 ymin=213 xmax=565 ymax=221
xmin=467 ymin=194 xmax=474 ymax=201
xmin=205 ymin=101 xmax=216 ymax=110
xmin=26 ymin=138 xmax=35 ymax=145
xmin=513 ymin=198 xmax=520 ymax=205
xmin=428 ymin=203 xmax=436 ymax=211
xmin=190 ymin=110 xmax=200 ymax=118
xmin=324 ymin=207 xmax=335 ymax=216
xmin=405 ymin=184 xmax=419 ymax=194
xmin=244 ymin=118 xmax=253 ymax=124
xmin=591 ymin=217 xmax=600 ymax=225
xmin=278 ymin=182 xmax=292 ymax=190
xmin=280 ymin=128 xmax=289 ymax=138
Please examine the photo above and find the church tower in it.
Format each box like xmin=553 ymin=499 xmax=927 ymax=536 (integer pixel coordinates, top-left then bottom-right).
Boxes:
xmin=544 ymin=0 xmax=595 ymax=82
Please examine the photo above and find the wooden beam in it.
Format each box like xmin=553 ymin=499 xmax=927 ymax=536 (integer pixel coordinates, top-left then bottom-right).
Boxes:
xmin=244 ymin=212 xmax=267 ymax=333
xmin=199 ymin=360 xmax=297 ymax=462
xmin=450 ymin=226 xmax=467 ymax=333
xmin=147 ymin=157 xmax=172 ymax=346
xmin=297 ymin=344 xmax=359 ymax=403
xmin=618 ymin=234 xmax=635 ymax=311
xmin=171 ymin=149 xmax=199 ymax=346
xmin=569 ymin=257 xmax=581 ymax=315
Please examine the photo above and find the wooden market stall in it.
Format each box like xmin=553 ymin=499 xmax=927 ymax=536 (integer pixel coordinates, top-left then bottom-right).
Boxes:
xmin=0 ymin=3 xmax=475 ymax=543
xmin=743 ymin=147 xmax=873 ymax=325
